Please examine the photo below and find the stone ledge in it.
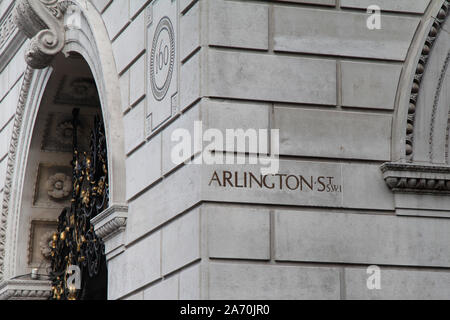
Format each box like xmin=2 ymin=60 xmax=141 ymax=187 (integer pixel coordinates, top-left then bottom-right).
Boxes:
xmin=91 ymin=204 xmax=128 ymax=259
xmin=0 ymin=279 xmax=51 ymax=300
xmin=91 ymin=204 xmax=128 ymax=241
xmin=381 ymin=162 xmax=450 ymax=194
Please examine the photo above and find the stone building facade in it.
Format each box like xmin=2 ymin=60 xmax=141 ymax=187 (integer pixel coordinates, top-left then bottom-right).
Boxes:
xmin=0 ymin=0 xmax=449 ymax=300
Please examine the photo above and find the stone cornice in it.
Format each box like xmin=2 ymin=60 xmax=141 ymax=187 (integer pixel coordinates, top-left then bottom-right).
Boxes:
xmin=0 ymin=279 xmax=51 ymax=300
xmin=13 ymin=0 xmax=69 ymax=69
xmin=91 ymin=204 xmax=128 ymax=241
xmin=381 ymin=162 xmax=450 ymax=194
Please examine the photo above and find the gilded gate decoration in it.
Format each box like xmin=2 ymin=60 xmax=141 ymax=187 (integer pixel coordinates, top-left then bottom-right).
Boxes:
xmin=49 ymin=109 xmax=108 ymax=300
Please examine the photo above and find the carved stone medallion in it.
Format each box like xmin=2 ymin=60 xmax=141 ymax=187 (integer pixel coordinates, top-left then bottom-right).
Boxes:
xmin=149 ymin=16 xmax=175 ymax=102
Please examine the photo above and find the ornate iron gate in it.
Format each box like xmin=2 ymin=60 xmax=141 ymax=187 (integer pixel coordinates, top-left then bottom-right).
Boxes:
xmin=49 ymin=109 xmax=108 ymax=300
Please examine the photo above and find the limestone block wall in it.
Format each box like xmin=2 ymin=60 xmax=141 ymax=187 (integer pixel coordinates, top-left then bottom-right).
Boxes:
xmin=89 ymin=0 xmax=450 ymax=300
xmin=197 ymin=0 xmax=449 ymax=300
xmin=0 ymin=0 xmax=447 ymax=300
xmin=92 ymin=0 xmax=204 ymax=300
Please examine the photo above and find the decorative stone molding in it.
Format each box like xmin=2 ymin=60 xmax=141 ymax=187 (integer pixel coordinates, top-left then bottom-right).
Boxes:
xmin=46 ymin=172 xmax=72 ymax=199
xmin=405 ymin=0 xmax=450 ymax=159
xmin=41 ymin=112 xmax=88 ymax=152
xmin=91 ymin=204 xmax=128 ymax=260
xmin=55 ymin=121 xmax=73 ymax=145
xmin=0 ymin=279 xmax=52 ymax=300
xmin=13 ymin=0 xmax=69 ymax=69
xmin=0 ymin=66 xmax=35 ymax=280
xmin=0 ymin=6 xmax=18 ymax=52
xmin=91 ymin=204 xmax=128 ymax=241
xmin=0 ymin=2 xmax=27 ymax=73
xmin=28 ymin=219 xmax=58 ymax=266
xmin=429 ymin=50 xmax=450 ymax=161
xmin=381 ymin=162 xmax=450 ymax=194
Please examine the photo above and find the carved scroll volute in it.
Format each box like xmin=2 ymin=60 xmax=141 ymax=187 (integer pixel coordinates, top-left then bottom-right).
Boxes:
xmin=13 ymin=0 xmax=67 ymax=69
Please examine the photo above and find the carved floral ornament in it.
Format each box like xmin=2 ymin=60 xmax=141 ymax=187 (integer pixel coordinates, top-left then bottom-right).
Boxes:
xmin=55 ymin=121 xmax=73 ymax=145
xmin=13 ymin=0 xmax=72 ymax=69
xmin=39 ymin=231 xmax=54 ymax=260
xmin=46 ymin=173 xmax=72 ymax=200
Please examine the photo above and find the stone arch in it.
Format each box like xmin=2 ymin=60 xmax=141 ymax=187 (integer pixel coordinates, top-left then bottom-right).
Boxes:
xmin=0 ymin=0 xmax=127 ymax=294
xmin=392 ymin=0 xmax=450 ymax=163
xmin=382 ymin=0 xmax=450 ymax=213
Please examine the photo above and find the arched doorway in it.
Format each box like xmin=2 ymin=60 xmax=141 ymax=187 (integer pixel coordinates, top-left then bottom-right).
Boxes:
xmin=15 ymin=53 xmax=108 ymax=300
xmin=0 ymin=0 xmax=128 ymax=300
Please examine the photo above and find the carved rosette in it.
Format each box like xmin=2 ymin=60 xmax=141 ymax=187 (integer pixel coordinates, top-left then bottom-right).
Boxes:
xmin=46 ymin=173 xmax=72 ymax=200
xmin=13 ymin=0 xmax=68 ymax=69
xmin=381 ymin=162 xmax=450 ymax=194
xmin=0 ymin=280 xmax=52 ymax=300
xmin=39 ymin=231 xmax=54 ymax=260
xmin=55 ymin=121 xmax=74 ymax=145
